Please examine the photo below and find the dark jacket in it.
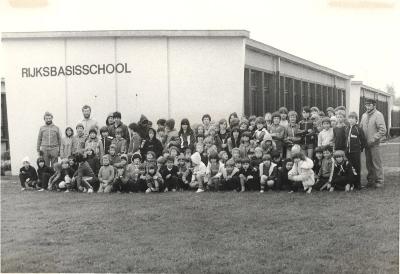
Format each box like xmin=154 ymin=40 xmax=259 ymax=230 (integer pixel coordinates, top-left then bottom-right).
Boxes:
xmin=160 ymin=165 xmax=179 ymax=179
xmin=137 ymin=114 xmax=149 ymax=140
xmin=99 ymin=136 xmax=113 ymax=157
xmin=299 ymin=118 xmax=315 ymax=146
xmin=345 ymin=124 xmax=366 ymax=154
xmin=332 ymin=160 xmax=355 ymax=180
xmin=108 ymin=122 xmax=130 ymax=148
xmin=86 ymin=156 xmax=100 ymax=177
xmin=19 ymin=166 xmax=38 ymax=181
xmin=141 ymin=136 xmax=164 ymax=158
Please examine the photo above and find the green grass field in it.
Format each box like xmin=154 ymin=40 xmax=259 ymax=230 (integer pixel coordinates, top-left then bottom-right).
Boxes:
xmin=1 ymin=144 xmax=399 ymax=273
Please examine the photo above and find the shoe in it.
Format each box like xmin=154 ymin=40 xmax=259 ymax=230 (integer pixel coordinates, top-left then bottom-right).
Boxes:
xmin=260 ymin=190 xmax=264 ymax=193
xmin=83 ymin=188 xmax=88 ymax=193
xmin=345 ymin=184 xmax=350 ymax=192
xmin=329 ymin=187 xmax=334 ymax=192
xmin=306 ymin=187 xmax=312 ymax=194
xmin=196 ymin=188 xmax=204 ymax=193
xmin=172 ymin=189 xmax=176 ymax=192
xmin=21 ymin=187 xmax=26 ymax=191
xmin=288 ymin=190 xmax=294 ymax=193
xmin=350 ymin=185 xmax=354 ymax=191
xmin=145 ymin=188 xmax=152 ymax=193
xmin=164 ymin=188 xmax=169 ymax=192
xmin=65 ymin=189 xmax=69 ymax=193
xmin=375 ymin=182 xmax=384 ymax=188
xmin=150 ymin=187 xmax=156 ymax=192
xmin=37 ymin=188 xmax=44 ymax=192
xmin=88 ymin=188 xmax=93 ymax=193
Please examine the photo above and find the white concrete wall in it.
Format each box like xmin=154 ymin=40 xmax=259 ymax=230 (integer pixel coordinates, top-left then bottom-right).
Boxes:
xmin=4 ymin=36 xmax=245 ymax=174
xmin=349 ymin=83 xmax=361 ymax=115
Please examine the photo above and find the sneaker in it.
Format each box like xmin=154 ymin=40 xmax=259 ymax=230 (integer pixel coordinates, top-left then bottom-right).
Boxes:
xmin=65 ymin=189 xmax=70 ymax=193
xmin=150 ymin=187 xmax=156 ymax=192
xmin=260 ymin=190 xmax=264 ymax=193
xmin=83 ymin=188 xmax=88 ymax=193
xmin=37 ymin=188 xmax=44 ymax=192
xmin=21 ymin=187 xmax=26 ymax=191
xmin=350 ymin=185 xmax=355 ymax=191
xmin=164 ymin=188 xmax=169 ymax=193
xmin=88 ymin=188 xmax=93 ymax=193
xmin=345 ymin=184 xmax=350 ymax=192
xmin=375 ymin=182 xmax=384 ymax=188
xmin=196 ymin=188 xmax=204 ymax=193
xmin=288 ymin=190 xmax=294 ymax=193
xmin=329 ymin=187 xmax=334 ymax=192
xmin=306 ymin=187 xmax=312 ymax=194
xmin=145 ymin=188 xmax=152 ymax=193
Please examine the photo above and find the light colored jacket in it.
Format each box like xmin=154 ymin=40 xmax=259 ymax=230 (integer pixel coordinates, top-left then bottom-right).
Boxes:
xmin=60 ymin=136 xmax=74 ymax=159
xmin=37 ymin=124 xmax=61 ymax=152
xmin=360 ymin=109 xmax=387 ymax=145
xmin=288 ymin=157 xmax=315 ymax=188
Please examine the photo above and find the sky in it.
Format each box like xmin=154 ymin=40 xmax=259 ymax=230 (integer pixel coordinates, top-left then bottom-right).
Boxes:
xmin=1 ymin=0 xmax=399 ymax=96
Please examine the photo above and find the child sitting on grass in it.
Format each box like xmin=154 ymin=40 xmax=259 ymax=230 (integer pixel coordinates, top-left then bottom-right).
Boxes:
xmin=288 ymin=151 xmax=315 ymax=194
xmin=145 ymin=163 xmax=164 ymax=193
xmin=58 ymin=158 xmax=75 ymax=192
xmin=221 ymin=159 xmax=241 ymax=191
xmin=160 ymin=156 xmax=179 ymax=192
xmin=19 ymin=157 xmax=38 ymax=191
xmin=239 ymin=158 xmax=257 ymax=192
xmin=48 ymin=163 xmax=62 ymax=191
xmin=206 ymin=152 xmax=223 ymax=191
xmin=98 ymin=155 xmax=115 ymax=193
xmin=36 ymin=157 xmax=53 ymax=191
xmin=279 ymin=158 xmax=294 ymax=191
xmin=73 ymin=153 xmax=95 ymax=193
xmin=316 ymin=146 xmax=335 ymax=191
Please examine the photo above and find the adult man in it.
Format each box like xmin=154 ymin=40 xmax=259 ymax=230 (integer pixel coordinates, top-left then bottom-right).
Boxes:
xmin=108 ymin=111 xmax=130 ymax=148
xmin=360 ymin=98 xmax=387 ymax=188
xmin=37 ymin=112 xmax=61 ymax=167
xmin=81 ymin=105 xmax=99 ymax=137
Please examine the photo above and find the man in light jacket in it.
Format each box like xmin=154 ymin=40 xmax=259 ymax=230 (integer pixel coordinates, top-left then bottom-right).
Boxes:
xmin=37 ymin=112 xmax=61 ymax=167
xmin=360 ymin=98 xmax=387 ymax=188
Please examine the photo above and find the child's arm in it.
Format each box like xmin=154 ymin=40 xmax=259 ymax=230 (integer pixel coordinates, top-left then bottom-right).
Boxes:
xmin=318 ymin=132 xmax=322 ymax=147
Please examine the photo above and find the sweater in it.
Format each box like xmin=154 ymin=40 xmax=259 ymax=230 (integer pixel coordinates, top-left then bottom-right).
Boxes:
xmin=60 ymin=136 xmax=74 ymax=159
xmin=98 ymin=165 xmax=115 ymax=184
xmin=360 ymin=109 xmax=387 ymax=145
xmin=37 ymin=124 xmax=61 ymax=152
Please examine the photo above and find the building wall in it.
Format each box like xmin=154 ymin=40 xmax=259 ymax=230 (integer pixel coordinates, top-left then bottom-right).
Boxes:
xmin=4 ymin=36 xmax=245 ymax=174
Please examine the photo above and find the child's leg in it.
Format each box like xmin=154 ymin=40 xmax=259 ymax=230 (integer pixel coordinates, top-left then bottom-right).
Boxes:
xmin=196 ymin=174 xmax=204 ymax=190
xmin=98 ymin=183 xmax=104 ymax=193
xmin=104 ymin=184 xmax=113 ymax=193
xmin=348 ymin=152 xmax=361 ymax=189
xmin=19 ymin=174 xmax=27 ymax=188
xmin=168 ymin=176 xmax=179 ymax=191
xmin=260 ymin=175 xmax=268 ymax=191
xmin=331 ymin=176 xmax=349 ymax=191
xmin=239 ymin=174 xmax=246 ymax=191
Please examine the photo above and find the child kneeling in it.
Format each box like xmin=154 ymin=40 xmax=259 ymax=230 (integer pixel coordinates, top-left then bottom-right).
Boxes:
xmin=259 ymin=154 xmax=278 ymax=193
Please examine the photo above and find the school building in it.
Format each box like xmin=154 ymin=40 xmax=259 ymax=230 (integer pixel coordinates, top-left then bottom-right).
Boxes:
xmin=1 ymin=30 xmax=393 ymax=174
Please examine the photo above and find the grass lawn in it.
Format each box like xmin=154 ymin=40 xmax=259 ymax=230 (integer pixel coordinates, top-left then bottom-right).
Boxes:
xmin=1 ymin=144 xmax=399 ymax=273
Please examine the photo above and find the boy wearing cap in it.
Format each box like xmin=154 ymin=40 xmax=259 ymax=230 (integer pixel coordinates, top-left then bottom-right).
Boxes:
xmin=19 ymin=157 xmax=38 ymax=191
xmin=345 ymin=112 xmax=366 ymax=190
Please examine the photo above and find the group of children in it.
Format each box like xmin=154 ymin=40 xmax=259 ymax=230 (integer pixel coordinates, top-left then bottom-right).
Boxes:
xmin=20 ymin=105 xmax=366 ymax=194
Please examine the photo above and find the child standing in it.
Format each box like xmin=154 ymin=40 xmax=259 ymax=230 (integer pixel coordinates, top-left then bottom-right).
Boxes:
xmin=98 ymin=126 xmax=113 ymax=160
xmin=60 ymin=127 xmax=74 ymax=159
xmin=72 ymin=123 xmax=87 ymax=155
xmin=112 ymin=128 xmax=127 ymax=155
xmin=269 ymin=112 xmax=285 ymax=157
xmin=299 ymin=106 xmax=315 ymax=159
xmin=315 ymin=146 xmax=335 ymax=191
xmin=98 ymin=155 xmax=115 ymax=193
xmin=345 ymin=112 xmax=366 ymax=190
xmin=141 ymin=128 xmax=163 ymax=159
xmin=318 ymin=117 xmax=334 ymax=147
xmin=19 ymin=157 xmax=38 ymax=191
xmin=333 ymin=110 xmax=347 ymax=151
xmin=205 ymin=152 xmax=223 ymax=191
xmin=85 ymin=128 xmax=99 ymax=156
xmin=284 ymin=111 xmax=302 ymax=158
